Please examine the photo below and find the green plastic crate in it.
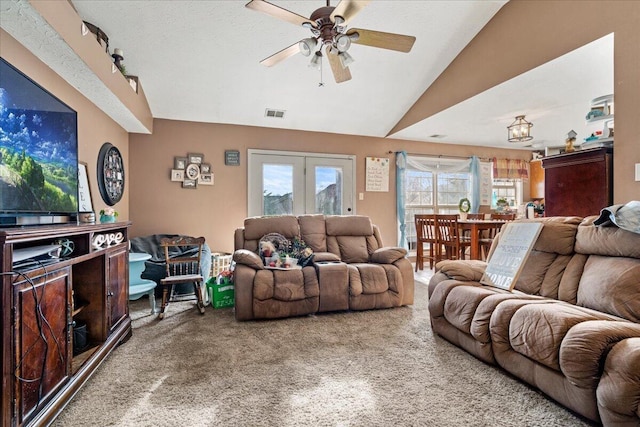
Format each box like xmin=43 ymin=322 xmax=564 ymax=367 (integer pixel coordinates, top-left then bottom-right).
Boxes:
xmin=206 ymin=277 xmax=234 ymax=309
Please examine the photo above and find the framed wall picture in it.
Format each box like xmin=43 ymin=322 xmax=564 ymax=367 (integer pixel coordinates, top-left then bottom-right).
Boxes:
xmin=185 ymin=163 xmax=201 ymax=180
xmin=225 ymin=150 xmax=240 ymax=166
xmin=182 ymin=179 xmax=198 ymax=189
xmin=199 ymin=173 xmax=214 ymax=185
xmin=78 ymin=162 xmax=93 ymax=213
xmin=174 ymin=157 xmax=188 ymax=170
xmin=187 ymin=152 xmax=204 ymax=164
xmin=171 ymin=169 xmax=185 ymax=182
xmin=97 ymin=142 xmax=125 ymax=206
xmin=200 ymin=163 xmax=212 ymax=174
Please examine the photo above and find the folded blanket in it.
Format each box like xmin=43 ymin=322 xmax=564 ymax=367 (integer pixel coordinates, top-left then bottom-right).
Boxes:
xmin=594 ymin=201 xmax=640 ymax=234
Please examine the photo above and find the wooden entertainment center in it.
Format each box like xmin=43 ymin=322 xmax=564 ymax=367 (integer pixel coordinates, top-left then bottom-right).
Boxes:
xmin=1 ymin=222 xmax=131 ymax=427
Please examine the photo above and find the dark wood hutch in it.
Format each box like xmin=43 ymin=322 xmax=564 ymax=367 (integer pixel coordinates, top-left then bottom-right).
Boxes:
xmin=542 ymin=147 xmax=613 ymax=217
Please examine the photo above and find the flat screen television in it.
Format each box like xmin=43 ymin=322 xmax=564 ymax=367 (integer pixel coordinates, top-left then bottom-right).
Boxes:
xmin=0 ymin=57 xmax=79 ymax=226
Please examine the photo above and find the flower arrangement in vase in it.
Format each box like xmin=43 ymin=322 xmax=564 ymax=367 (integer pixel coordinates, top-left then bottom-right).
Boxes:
xmin=496 ymin=198 xmax=509 ymax=212
xmin=99 ymin=207 xmax=118 ymax=223
xmin=260 ymin=236 xmax=314 ymax=268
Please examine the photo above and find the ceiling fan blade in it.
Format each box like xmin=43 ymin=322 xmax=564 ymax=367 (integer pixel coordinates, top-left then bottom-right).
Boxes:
xmin=246 ymin=0 xmax=316 ymax=28
xmin=326 ymin=46 xmax=352 ymax=84
xmin=347 ymin=28 xmax=416 ymax=53
xmin=330 ymin=0 xmax=371 ymax=25
xmin=260 ymin=42 xmax=301 ymax=67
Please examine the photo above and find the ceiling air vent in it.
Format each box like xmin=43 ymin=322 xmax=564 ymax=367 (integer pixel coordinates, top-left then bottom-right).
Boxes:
xmin=429 ymin=134 xmax=447 ymax=138
xmin=265 ymin=108 xmax=285 ymax=118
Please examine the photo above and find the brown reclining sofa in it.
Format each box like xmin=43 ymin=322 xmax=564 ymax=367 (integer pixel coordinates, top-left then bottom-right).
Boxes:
xmin=232 ymin=215 xmax=414 ymax=321
xmin=428 ymin=216 xmax=640 ymax=426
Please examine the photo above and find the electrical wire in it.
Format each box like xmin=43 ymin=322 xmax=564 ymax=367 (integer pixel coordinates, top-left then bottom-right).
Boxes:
xmin=4 ymin=258 xmax=65 ymax=411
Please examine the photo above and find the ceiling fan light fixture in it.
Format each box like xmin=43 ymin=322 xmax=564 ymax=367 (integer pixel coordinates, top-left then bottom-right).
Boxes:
xmin=338 ymin=51 xmax=354 ymax=69
xmin=507 ymin=115 xmax=533 ymax=142
xmin=309 ymin=51 xmax=322 ymax=69
xmin=335 ymin=34 xmax=351 ymax=52
xmin=299 ymin=38 xmax=317 ymax=57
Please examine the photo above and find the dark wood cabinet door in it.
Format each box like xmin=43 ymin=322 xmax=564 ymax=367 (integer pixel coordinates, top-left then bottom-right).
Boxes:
xmin=107 ymin=247 xmax=128 ymax=332
xmin=14 ymin=268 xmax=71 ymax=424
xmin=542 ymin=148 xmax=613 ymax=217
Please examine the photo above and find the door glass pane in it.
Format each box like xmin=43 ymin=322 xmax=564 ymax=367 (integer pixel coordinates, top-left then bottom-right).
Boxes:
xmin=315 ymin=166 xmax=342 ymax=214
xmin=263 ymin=164 xmax=293 ymax=215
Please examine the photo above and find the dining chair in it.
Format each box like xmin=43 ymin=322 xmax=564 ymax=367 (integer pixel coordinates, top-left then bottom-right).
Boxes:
xmin=466 ymin=213 xmax=485 ymax=220
xmin=435 ymin=214 xmax=462 ymax=262
xmin=158 ymin=236 xmax=207 ymax=319
xmin=459 ymin=213 xmax=483 ymax=259
xmin=491 ymin=213 xmax=516 ymax=220
xmin=414 ymin=214 xmax=438 ymax=271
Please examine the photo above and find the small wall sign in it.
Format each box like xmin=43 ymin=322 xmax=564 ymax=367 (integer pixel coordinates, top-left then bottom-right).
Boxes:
xmin=225 ymin=150 xmax=240 ymax=166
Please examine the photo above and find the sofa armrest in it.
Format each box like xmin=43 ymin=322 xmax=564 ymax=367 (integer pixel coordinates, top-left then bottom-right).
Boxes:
xmin=233 ymin=249 xmax=264 ymax=270
xmin=560 ymin=320 xmax=640 ymax=389
xmin=435 ymin=259 xmax=487 ymax=282
xmin=597 ymin=338 xmax=640 ymax=426
xmin=370 ymin=247 xmax=407 ymax=264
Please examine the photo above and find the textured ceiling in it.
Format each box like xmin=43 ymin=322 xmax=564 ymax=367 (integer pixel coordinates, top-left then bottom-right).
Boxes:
xmin=2 ymin=1 xmax=613 ymax=150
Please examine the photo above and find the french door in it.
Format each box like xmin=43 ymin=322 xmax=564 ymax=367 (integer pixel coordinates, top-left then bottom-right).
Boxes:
xmin=248 ymin=149 xmax=355 ymax=217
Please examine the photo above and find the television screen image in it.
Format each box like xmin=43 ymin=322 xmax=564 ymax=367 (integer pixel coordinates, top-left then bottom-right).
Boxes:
xmin=0 ymin=57 xmax=78 ymax=225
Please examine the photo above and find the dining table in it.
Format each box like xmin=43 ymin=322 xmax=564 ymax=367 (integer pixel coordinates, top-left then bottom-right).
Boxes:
xmin=458 ymin=219 xmax=508 ymax=260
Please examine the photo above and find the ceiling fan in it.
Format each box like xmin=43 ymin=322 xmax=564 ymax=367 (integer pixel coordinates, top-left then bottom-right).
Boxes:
xmin=246 ymin=0 xmax=416 ymax=83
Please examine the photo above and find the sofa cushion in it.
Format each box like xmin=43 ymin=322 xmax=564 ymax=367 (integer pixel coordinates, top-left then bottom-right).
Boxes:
xmin=577 ymin=255 xmax=640 ymax=322
xmin=509 ymin=303 xmax=606 ymax=371
xmin=332 ymin=235 xmax=369 ymax=263
xmin=298 ymin=214 xmax=327 ymax=252
xmin=576 ymin=216 xmax=640 ymax=259
xmin=354 ymin=263 xmax=390 ymax=294
xmin=244 ymin=216 xmax=299 ymax=241
xmin=326 ymin=215 xmax=373 ymax=236
xmin=253 ymin=268 xmax=317 ymax=302
xmin=530 ymin=218 xmax=581 ymax=255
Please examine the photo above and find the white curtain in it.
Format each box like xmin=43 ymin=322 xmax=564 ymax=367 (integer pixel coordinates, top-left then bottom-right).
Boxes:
xmin=406 ymin=156 xmax=472 ymax=173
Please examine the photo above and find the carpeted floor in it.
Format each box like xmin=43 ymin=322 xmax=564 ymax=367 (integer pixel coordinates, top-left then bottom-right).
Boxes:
xmin=52 ymin=277 xmax=592 ymax=427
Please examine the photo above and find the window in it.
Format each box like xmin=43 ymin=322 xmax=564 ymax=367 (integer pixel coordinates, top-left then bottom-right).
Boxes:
xmin=403 ymin=157 xmax=471 ymax=251
xmin=491 ymin=179 xmax=522 ymax=209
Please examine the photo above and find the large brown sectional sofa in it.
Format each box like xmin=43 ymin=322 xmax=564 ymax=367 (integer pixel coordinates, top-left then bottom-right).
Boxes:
xmin=232 ymin=215 xmax=414 ymax=321
xmin=428 ymin=216 xmax=640 ymax=426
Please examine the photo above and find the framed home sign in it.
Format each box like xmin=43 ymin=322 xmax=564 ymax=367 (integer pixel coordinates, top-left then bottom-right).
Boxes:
xmin=225 ymin=150 xmax=240 ymax=166
xmin=480 ymin=222 xmax=543 ymax=291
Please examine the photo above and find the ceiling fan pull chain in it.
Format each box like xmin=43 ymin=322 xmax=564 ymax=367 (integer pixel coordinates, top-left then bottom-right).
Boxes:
xmin=319 ymin=55 xmax=324 ymax=87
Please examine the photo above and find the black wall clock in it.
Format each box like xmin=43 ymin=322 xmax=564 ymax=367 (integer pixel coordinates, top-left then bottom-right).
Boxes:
xmin=97 ymin=142 xmax=125 ymax=206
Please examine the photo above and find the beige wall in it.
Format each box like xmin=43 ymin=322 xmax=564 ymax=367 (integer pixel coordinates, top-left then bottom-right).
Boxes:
xmin=1 ymin=30 xmax=130 ymax=220
xmin=129 ymin=119 xmax=529 ymax=253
